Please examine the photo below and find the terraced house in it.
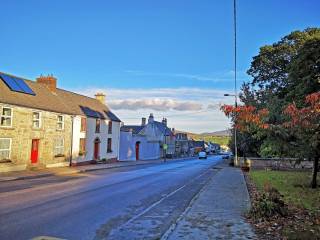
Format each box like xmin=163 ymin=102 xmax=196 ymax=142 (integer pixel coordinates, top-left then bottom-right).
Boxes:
xmin=0 ymin=72 xmax=121 ymax=172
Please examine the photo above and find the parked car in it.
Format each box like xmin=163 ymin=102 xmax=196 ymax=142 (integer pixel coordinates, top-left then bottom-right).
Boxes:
xmin=198 ymin=151 xmax=207 ymax=159
xmin=220 ymin=151 xmax=232 ymax=159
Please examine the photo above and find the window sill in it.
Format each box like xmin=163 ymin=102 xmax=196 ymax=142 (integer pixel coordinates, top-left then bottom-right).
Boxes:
xmin=0 ymin=126 xmax=14 ymax=130
xmin=0 ymin=159 xmax=12 ymax=164
xmin=56 ymin=129 xmax=65 ymax=131
xmin=32 ymin=128 xmax=43 ymax=131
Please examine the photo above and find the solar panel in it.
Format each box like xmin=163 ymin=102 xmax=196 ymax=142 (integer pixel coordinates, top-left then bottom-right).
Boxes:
xmin=0 ymin=73 xmax=35 ymax=95
xmin=0 ymin=73 xmax=22 ymax=92
xmin=13 ymin=77 xmax=35 ymax=95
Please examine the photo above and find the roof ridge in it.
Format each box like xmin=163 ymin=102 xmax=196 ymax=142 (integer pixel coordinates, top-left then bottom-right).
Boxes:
xmin=0 ymin=71 xmax=109 ymax=108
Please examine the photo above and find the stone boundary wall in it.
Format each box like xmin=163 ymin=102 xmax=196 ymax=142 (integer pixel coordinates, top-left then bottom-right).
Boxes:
xmin=239 ymin=157 xmax=314 ymax=170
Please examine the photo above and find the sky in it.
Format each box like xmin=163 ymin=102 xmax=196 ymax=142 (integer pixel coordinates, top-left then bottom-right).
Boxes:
xmin=1 ymin=0 xmax=319 ymax=133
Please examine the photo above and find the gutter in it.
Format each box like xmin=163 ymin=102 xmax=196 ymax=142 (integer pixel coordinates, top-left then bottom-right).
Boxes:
xmin=69 ymin=115 xmax=75 ymax=166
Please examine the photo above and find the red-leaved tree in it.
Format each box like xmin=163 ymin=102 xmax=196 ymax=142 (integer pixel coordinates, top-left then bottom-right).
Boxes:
xmin=283 ymin=92 xmax=320 ymax=188
xmin=221 ymin=92 xmax=320 ymax=188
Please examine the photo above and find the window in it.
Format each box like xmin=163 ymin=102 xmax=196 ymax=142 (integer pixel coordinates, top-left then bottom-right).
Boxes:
xmin=108 ymin=121 xmax=112 ymax=134
xmin=79 ymin=138 xmax=86 ymax=156
xmin=107 ymin=138 xmax=112 ymax=153
xmin=95 ymin=119 xmax=100 ymax=133
xmin=32 ymin=112 xmax=41 ymax=128
xmin=0 ymin=107 xmax=12 ymax=127
xmin=57 ymin=115 xmax=64 ymax=130
xmin=54 ymin=138 xmax=64 ymax=156
xmin=80 ymin=117 xmax=86 ymax=132
xmin=0 ymin=138 xmax=11 ymax=160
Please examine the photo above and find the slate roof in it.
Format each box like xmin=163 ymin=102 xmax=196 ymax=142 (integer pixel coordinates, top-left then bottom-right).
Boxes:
xmin=0 ymin=72 xmax=121 ymax=122
xmin=153 ymin=121 xmax=173 ymax=136
xmin=121 ymin=125 xmax=145 ymax=134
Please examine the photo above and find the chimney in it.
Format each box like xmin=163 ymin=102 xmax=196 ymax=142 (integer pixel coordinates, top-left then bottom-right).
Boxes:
xmin=141 ymin=117 xmax=146 ymax=126
xmin=95 ymin=92 xmax=106 ymax=105
xmin=162 ymin=118 xmax=167 ymax=126
xmin=36 ymin=75 xmax=57 ymax=92
xmin=148 ymin=113 xmax=154 ymax=123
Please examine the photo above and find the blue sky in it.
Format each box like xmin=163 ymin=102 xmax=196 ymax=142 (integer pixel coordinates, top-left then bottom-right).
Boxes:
xmin=1 ymin=0 xmax=319 ymax=133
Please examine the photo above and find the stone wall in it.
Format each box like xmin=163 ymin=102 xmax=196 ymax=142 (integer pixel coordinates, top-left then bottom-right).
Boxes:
xmin=239 ymin=157 xmax=314 ymax=170
xmin=0 ymin=103 xmax=72 ymax=169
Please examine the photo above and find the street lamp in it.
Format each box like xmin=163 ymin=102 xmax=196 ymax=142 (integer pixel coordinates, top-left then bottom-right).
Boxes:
xmin=224 ymin=93 xmax=238 ymax=166
xmin=224 ymin=0 xmax=239 ymax=166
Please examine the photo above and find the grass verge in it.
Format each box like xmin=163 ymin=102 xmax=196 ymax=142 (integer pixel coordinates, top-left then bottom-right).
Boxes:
xmin=246 ymin=170 xmax=320 ymax=240
xmin=250 ymin=170 xmax=320 ymax=212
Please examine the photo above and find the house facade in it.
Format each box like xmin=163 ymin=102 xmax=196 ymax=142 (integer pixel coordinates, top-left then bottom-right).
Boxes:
xmin=119 ymin=114 xmax=175 ymax=161
xmin=175 ymin=133 xmax=189 ymax=157
xmin=0 ymin=72 xmax=121 ymax=172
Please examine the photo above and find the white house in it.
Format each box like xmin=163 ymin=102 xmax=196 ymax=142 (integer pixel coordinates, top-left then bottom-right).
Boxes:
xmin=119 ymin=114 xmax=175 ymax=161
xmin=70 ymin=93 xmax=121 ymax=165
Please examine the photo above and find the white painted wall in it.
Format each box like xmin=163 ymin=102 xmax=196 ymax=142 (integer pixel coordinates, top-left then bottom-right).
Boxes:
xmin=71 ymin=116 xmax=121 ymax=164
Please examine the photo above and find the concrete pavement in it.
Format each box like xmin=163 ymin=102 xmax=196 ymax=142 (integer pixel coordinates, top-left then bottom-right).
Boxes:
xmin=163 ymin=163 xmax=256 ymax=240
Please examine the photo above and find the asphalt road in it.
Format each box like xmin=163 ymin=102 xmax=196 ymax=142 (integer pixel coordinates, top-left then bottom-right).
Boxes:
xmin=0 ymin=156 xmax=223 ymax=240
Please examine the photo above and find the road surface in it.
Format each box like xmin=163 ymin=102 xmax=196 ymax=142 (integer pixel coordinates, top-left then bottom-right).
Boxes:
xmin=0 ymin=156 xmax=223 ymax=240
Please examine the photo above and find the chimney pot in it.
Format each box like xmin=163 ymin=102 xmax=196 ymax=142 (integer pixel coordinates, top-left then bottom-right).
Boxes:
xmin=162 ymin=118 xmax=167 ymax=126
xmin=36 ymin=75 xmax=57 ymax=92
xmin=148 ymin=113 xmax=154 ymax=123
xmin=141 ymin=117 xmax=146 ymax=126
xmin=95 ymin=92 xmax=106 ymax=105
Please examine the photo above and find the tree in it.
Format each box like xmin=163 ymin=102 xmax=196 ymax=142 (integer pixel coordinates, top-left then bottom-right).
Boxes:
xmin=238 ymin=28 xmax=320 ymax=157
xmin=283 ymin=92 xmax=320 ymax=188
xmin=221 ymin=92 xmax=320 ymax=188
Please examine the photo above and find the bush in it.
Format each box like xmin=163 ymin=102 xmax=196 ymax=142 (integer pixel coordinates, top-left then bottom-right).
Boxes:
xmin=250 ymin=182 xmax=288 ymax=219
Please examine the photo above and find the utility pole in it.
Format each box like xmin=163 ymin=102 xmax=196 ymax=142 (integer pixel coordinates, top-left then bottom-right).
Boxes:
xmin=233 ymin=0 xmax=238 ymax=166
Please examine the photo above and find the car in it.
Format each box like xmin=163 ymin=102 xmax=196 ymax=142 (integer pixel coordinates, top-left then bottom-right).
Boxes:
xmin=198 ymin=151 xmax=207 ymax=159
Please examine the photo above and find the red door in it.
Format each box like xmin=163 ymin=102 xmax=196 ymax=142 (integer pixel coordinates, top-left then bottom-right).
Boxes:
xmin=30 ymin=139 xmax=39 ymax=164
xmin=135 ymin=142 xmax=140 ymax=160
xmin=94 ymin=141 xmax=100 ymax=160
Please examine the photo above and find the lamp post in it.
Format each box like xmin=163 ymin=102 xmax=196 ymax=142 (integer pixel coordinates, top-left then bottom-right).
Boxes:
xmin=224 ymin=93 xmax=238 ymax=166
xmin=223 ymin=0 xmax=238 ymax=166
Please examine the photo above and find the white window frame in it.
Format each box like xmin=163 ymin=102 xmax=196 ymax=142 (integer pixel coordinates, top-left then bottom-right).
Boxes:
xmin=54 ymin=138 xmax=64 ymax=156
xmin=32 ymin=111 xmax=41 ymax=129
xmin=0 ymin=107 xmax=13 ymax=128
xmin=0 ymin=138 xmax=12 ymax=160
xmin=57 ymin=115 xmax=64 ymax=130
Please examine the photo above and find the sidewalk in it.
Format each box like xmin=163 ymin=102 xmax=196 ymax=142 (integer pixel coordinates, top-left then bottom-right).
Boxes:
xmin=0 ymin=156 xmax=196 ymax=183
xmin=164 ymin=164 xmax=256 ymax=240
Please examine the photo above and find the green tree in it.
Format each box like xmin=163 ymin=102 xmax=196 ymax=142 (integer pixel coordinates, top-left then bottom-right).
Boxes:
xmin=238 ymin=28 xmax=320 ymax=157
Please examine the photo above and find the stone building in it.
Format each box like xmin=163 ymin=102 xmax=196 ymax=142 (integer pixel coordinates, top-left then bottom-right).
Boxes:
xmin=0 ymin=72 xmax=121 ymax=172
xmin=119 ymin=114 xmax=175 ymax=161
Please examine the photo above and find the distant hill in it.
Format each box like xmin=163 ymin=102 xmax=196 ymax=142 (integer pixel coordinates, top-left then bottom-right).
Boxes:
xmin=175 ymin=129 xmax=231 ymax=146
xmin=200 ymin=130 xmax=231 ymax=137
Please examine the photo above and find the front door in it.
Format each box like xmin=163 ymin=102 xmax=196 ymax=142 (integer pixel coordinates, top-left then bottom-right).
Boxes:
xmin=94 ymin=141 xmax=100 ymax=160
xmin=135 ymin=142 xmax=140 ymax=160
xmin=30 ymin=139 xmax=39 ymax=164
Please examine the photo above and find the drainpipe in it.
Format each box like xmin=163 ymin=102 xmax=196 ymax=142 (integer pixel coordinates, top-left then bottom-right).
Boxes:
xmin=69 ymin=115 xmax=75 ymax=167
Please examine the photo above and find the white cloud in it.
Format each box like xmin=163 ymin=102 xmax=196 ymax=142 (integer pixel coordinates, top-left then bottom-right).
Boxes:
xmin=73 ymin=87 xmax=234 ymax=133
xmin=109 ymin=98 xmax=202 ymax=111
